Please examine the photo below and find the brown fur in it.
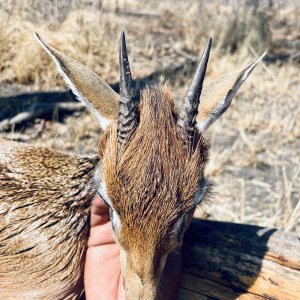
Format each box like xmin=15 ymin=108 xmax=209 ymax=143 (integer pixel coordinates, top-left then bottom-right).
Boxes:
xmin=0 ymin=139 xmax=98 ymax=299
xmin=101 ymin=85 xmax=209 ymax=298
xmin=104 ymin=85 xmax=208 ymax=242
xmin=0 ymin=35 xmax=262 ymax=299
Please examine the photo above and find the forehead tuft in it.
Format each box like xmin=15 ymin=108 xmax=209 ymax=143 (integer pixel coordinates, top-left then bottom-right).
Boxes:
xmin=102 ymin=85 xmax=209 ymax=244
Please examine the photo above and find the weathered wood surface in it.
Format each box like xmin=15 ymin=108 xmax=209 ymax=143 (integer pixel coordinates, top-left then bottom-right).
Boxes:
xmin=178 ymin=220 xmax=300 ymax=300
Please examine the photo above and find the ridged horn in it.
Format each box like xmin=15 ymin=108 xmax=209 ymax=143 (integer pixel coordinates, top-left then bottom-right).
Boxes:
xmin=177 ymin=38 xmax=212 ymax=149
xmin=117 ymin=31 xmax=138 ymax=154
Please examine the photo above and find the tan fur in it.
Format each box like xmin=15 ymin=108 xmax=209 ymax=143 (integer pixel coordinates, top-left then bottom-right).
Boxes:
xmin=102 ymin=86 xmax=209 ymax=298
xmin=197 ymin=54 xmax=265 ymax=124
xmin=198 ymin=67 xmax=244 ymax=121
xmin=0 ymin=35 xmax=263 ymax=299
xmin=36 ymin=34 xmax=119 ymax=122
xmin=0 ymin=139 xmax=98 ymax=299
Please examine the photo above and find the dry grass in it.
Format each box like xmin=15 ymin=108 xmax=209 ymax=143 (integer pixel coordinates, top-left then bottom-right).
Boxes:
xmin=0 ymin=1 xmax=119 ymax=87
xmin=1 ymin=0 xmax=299 ymax=233
xmin=203 ymin=61 xmax=300 ymax=232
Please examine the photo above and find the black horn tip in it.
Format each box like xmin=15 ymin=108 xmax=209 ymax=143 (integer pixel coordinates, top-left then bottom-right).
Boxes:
xmin=119 ymin=31 xmax=127 ymax=57
xmin=120 ymin=31 xmax=126 ymax=45
xmin=203 ymin=38 xmax=212 ymax=58
xmin=208 ymin=37 xmax=212 ymax=47
xmin=177 ymin=37 xmax=213 ymax=148
xmin=119 ymin=30 xmax=133 ymax=93
xmin=188 ymin=37 xmax=212 ymax=99
xmin=200 ymin=38 xmax=212 ymax=67
xmin=117 ymin=31 xmax=137 ymax=156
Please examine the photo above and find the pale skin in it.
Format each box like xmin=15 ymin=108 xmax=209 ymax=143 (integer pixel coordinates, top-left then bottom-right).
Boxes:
xmin=84 ymin=195 xmax=184 ymax=300
xmin=84 ymin=195 xmax=125 ymax=300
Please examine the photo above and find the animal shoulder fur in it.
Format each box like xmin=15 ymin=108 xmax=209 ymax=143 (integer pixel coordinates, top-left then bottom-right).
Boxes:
xmin=0 ymin=139 xmax=98 ymax=299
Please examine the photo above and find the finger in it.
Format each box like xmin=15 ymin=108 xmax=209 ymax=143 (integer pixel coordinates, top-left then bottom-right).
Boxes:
xmin=92 ymin=195 xmax=109 ymax=214
xmin=117 ymin=274 xmax=126 ymax=300
xmin=85 ymin=243 xmax=122 ymax=300
xmin=88 ymin=221 xmax=116 ymax=247
xmin=90 ymin=195 xmax=110 ymax=227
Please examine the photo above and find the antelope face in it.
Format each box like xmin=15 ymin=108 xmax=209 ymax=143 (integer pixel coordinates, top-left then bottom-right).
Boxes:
xmin=97 ymin=85 xmax=210 ymax=299
xmin=36 ymin=31 xmax=265 ymax=300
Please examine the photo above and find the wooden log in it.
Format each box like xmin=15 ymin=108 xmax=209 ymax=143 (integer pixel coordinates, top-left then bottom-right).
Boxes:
xmin=178 ymin=220 xmax=300 ymax=300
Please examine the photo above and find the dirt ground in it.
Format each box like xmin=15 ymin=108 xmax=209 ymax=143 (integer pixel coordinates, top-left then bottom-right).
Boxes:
xmin=1 ymin=0 xmax=299 ymax=233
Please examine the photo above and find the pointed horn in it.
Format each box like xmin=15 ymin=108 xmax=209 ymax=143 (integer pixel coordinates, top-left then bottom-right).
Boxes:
xmin=117 ymin=31 xmax=137 ymax=154
xmin=177 ymin=38 xmax=212 ymax=148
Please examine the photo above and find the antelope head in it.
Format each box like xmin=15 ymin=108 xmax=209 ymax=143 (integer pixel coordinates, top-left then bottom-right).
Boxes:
xmin=36 ymin=32 xmax=265 ymax=299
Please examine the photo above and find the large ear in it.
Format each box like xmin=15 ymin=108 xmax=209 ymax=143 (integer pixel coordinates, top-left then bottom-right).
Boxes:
xmin=35 ymin=33 xmax=119 ymax=129
xmin=196 ymin=53 xmax=266 ymax=132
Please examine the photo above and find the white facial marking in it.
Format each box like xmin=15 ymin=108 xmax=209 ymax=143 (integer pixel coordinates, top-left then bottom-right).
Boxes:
xmin=94 ymin=168 xmax=121 ymax=232
xmin=110 ymin=209 xmax=121 ymax=232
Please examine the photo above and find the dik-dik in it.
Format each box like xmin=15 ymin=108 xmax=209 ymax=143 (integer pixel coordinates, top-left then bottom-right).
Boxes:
xmin=0 ymin=32 xmax=265 ymax=299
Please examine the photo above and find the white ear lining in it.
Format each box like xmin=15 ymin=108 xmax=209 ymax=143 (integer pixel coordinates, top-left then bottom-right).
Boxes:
xmin=197 ymin=52 xmax=267 ymax=132
xmin=35 ymin=33 xmax=112 ymax=130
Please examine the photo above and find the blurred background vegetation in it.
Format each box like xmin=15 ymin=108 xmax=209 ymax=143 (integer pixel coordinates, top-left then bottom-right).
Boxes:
xmin=0 ymin=0 xmax=299 ymax=232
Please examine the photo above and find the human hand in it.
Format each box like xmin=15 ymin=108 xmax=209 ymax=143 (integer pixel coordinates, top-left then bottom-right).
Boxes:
xmin=84 ymin=195 xmax=125 ymax=300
